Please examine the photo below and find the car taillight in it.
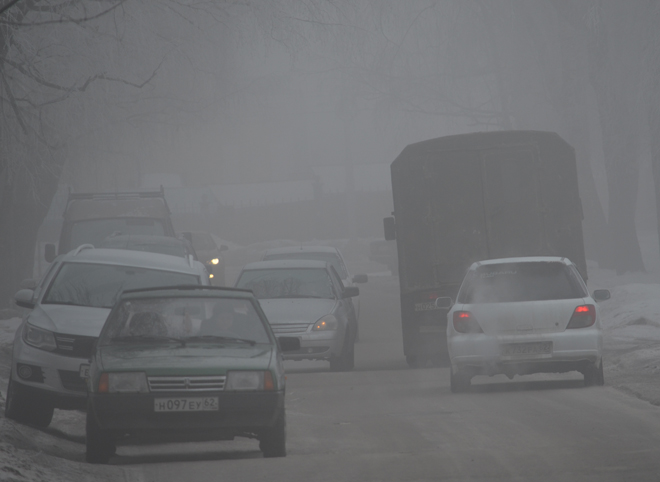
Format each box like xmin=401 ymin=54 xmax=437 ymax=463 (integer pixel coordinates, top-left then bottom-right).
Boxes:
xmin=453 ymin=311 xmax=483 ymax=334
xmin=98 ymin=373 xmax=109 ymax=393
xmin=567 ymin=304 xmax=596 ymax=329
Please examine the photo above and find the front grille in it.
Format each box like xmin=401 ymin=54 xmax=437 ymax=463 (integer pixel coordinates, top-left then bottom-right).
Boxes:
xmin=148 ymin=376 xmax=226 ymax=392
xmin=59 ymin=370 xmax=88 ymax=392
xmin=270 ymin=323 xmax=311 ymax=335
xmin=54 ymin=334 xmax=97 ymax=358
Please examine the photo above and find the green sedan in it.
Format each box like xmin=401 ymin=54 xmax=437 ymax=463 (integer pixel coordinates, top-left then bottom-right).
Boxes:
xmin=85 ymin=285 xmax=300 ymax=464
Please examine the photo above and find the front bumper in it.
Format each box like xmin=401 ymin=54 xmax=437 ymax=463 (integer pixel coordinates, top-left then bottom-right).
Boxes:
xmin=88 ymin=390 xmax=284 ymax=441
xmin=11 ymin=337 xmax=90 ymax=409
xmin=280 ymin=330 xmax=343 ymax=361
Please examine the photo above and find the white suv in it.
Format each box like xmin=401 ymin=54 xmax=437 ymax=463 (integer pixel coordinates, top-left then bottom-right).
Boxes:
xmin=7 ymin=245 xmax=209 ymax=427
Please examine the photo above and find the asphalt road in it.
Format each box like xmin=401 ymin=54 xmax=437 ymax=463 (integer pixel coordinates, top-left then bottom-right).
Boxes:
xmin=110 ymin=273 xmax=660 ymax=482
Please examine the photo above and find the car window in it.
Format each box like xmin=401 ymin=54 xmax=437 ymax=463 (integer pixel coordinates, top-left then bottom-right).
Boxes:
xmin=101 ymin=297 xmax=271 ymax=344
xmin=236 ymin=268 xmax=336 ymax=299
xmin=328 ymin=265 xmax=345 ymax=290
xmin=458 ymin=262 xmax=587 ymax=304
xmin=70 ymin=218 xmax=166 ymax=250
xmin=42 ymin=262 xmax=200 ymax=308
xmin=263 ymin=252 xmax=348 ymax=278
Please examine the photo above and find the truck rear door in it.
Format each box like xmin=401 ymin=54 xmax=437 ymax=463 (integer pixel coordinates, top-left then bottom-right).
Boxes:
xmin=481 ymin=148 xmax=544 ymax=258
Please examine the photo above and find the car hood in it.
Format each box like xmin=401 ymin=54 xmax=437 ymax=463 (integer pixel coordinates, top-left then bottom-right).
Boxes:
xmin=258 ymin=298 xmax=338 ymax=324
xmin=28 ymin=304 xmax=111 ymax=337
xmin=99 ymin=344 xmax=273 ymax=374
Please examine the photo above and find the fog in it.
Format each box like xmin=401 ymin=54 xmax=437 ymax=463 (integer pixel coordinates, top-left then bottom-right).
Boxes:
xmin=2 ymin=1 xmax=660 ymax=301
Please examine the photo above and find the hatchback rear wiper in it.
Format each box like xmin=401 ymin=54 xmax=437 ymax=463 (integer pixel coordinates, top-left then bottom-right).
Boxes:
xmin=183 ymin=335 xmax=257 ymax=346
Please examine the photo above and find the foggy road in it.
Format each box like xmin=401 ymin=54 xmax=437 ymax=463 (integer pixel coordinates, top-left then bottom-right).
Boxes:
xmin=112 ymin=274 xmax=660 ymax=482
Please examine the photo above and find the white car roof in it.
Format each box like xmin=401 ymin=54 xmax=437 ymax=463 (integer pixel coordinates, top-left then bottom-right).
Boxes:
xmin=242 ymin=259 xmax=329 ymax=270
xmin=263 ymin=246 xmax=339 ymax=255
xmin=59 ymin=246 xmax=204 ymax=275
xmin=470 ymin=256 xmax=572 ymax=269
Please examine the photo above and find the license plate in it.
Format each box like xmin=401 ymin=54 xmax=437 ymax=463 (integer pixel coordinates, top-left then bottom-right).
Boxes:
xmin=154 ymin=397 xmax=219 ymax=412
xmin=79 ymin=364 xmax=90 ymax=379
xmin=501 ymin=341 xmax=552 ymax=356
xmin=414 ymin=302 xmax=438 ymax=312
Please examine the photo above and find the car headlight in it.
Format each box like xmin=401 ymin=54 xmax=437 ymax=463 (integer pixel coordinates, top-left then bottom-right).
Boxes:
xmin=226 ymin=371 xmax=274 ymax=391
xmin=210 ymin=258 xmax=220 ymax=265
xmin=98 ymin=372 xmax=148 ymax=393
xmin=23 ymin=324 xmax=57 ymax=351
xmin=312 ymin=315 xmax=338 ymax=331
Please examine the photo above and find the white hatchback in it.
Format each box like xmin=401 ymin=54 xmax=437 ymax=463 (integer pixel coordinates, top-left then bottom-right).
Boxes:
xmin=441 ymin=257 xmax=610 ymax=392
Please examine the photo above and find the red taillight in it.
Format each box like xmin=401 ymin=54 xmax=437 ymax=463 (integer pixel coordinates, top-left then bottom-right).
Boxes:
xmin=453 ymin=311 xmax=483 ymax=334
xmin=567 ymin=304 xmax=596 ymax=329
xmin=98 ymin=373 xmax=109 ymax=393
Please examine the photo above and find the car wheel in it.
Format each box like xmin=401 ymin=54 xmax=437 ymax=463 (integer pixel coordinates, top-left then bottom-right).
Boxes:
xmin=450 ymin=369 xmax=471 ymax=393
xmin=329 ymin=332 xmax=355 ymax=372
xmin=584 ymin=361 xmax=604 ymax=387
xmin=5 ymin=378 xmax=54 ymax=428
xmin=85 ymin=409 xmax=116 ymax=464
xmin=259 ymin=411 xmax=286 ymax=458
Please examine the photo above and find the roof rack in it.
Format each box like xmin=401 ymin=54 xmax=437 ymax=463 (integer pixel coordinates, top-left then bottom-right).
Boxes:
xmin=71 ymin=244 xmax=95 ymax=256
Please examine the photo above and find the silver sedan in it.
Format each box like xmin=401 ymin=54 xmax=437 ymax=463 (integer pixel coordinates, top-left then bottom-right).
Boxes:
xmin=235 ymin=259 xmax=359 ymax=371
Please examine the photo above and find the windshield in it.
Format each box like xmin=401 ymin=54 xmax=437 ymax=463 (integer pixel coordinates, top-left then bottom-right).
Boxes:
xmin=458 ymin=262 xmax=587 ymax=304
xmin=263 ymin=252 xmax=348 ymax=278
xmin=69 ymin=218 xmax=166 ymax=250
xmin=236 ymin=268 xmax=335 ymax=299
xmin=101 ymin=297 xmax=271 ymax=345
xmin=42 ymin=262 xmax=199 ymax=308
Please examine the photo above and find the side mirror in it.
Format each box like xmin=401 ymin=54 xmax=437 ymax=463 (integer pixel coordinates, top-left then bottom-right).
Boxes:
xmin=435 ymin=297 xmax=453 ymax=310
xmin=352 ymin=274 xmax=368 ymax=284
xmin=220 ymin=245 xmax=229 ymax=252
xmin=278 ymin=336 xmax=301 ymax=353
xmin=44 ymin=243 xmax=57 ymax=263
xmin=384 ymin=217 xmax=396 ymax=241
xmin=343 ymin=286 xmax=360 ymax=298
xmin=592 ymin=289 xmax=611 ymax=302
xmin=15 ymin=289 xmax=36 ymax=309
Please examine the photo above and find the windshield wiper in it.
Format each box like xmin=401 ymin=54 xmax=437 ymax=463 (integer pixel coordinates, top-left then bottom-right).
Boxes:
xmin=110 ymin=335 xmax=185 ymax=346
xmin=183 ymin=335 xmax=256 ymax=346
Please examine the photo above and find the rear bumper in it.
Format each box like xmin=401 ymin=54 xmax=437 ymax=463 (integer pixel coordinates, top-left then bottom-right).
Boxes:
xmin=448 ymin=329 xmax=602 ymax=376
xmin=89 ymin=390 xmax=284 ymax=440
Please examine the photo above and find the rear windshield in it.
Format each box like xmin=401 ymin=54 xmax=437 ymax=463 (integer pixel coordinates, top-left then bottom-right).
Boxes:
xmin=457 ymin=262 xmax=587 ymax=304
xmin=69 ymin=218 xmax=166 ymax=250
xmin=263 ymin=252 xmax=348 ymax=278
xmin=43 ymin=262 xmax=199 ymax=309
xmin=236 ymin=268 xmax=335 ymax=299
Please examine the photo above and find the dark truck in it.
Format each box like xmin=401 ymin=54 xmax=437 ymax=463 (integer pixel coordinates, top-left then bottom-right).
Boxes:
xmin=385 ymin=130 xmax=587 ymax=367
xmin=45 ymin=187 xmax=176 ymax=262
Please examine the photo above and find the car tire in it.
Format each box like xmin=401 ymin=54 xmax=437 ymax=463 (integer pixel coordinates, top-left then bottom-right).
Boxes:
xmin=450 ymin=369 xmax=471 ymax=393
xmin=5 ymin=378 xmax=54 ymax=428
xmin=259 ymin=411 xmax=286 ymax=458
xmin=85 ymin=408 xmax=116 ymax=464
xmin=584 ymin=361 xmax=604 ymax=387
xmin=329 ymin=332 xmax=355 ymax=372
